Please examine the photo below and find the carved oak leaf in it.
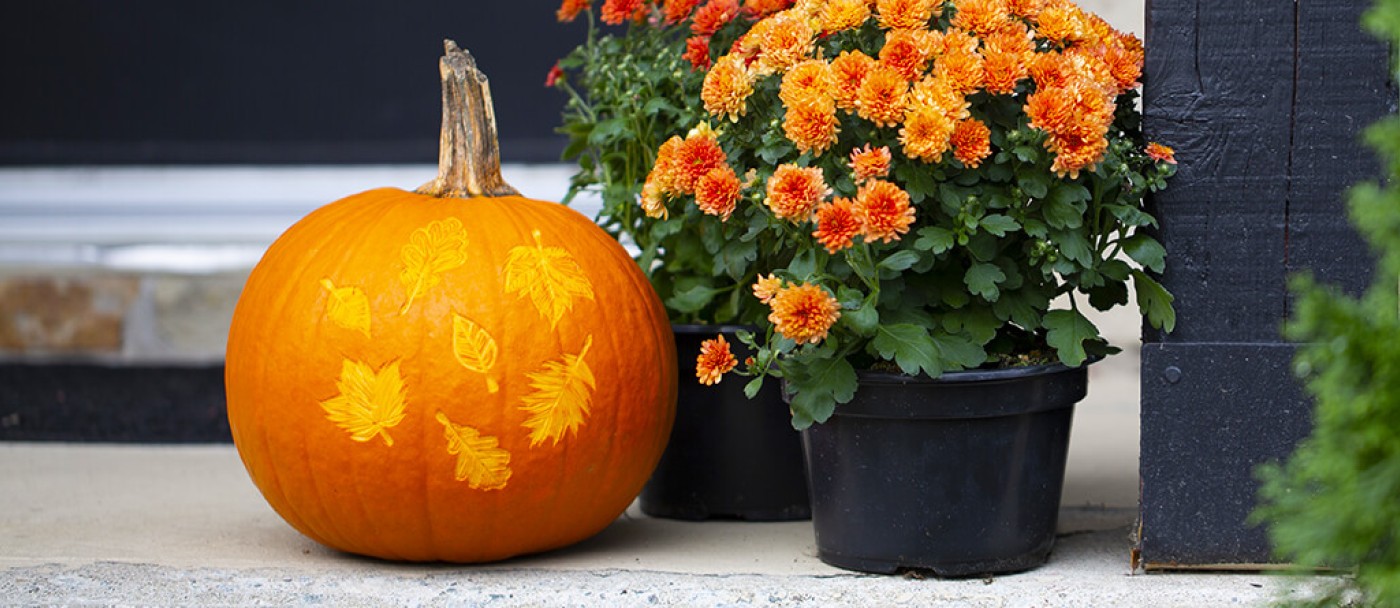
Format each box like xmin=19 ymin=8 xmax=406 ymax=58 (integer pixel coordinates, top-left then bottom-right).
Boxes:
xmin=435 ymin=411 xmax=511 ymax=490
xmin=400 ymin=217 xmax=470 ymax=314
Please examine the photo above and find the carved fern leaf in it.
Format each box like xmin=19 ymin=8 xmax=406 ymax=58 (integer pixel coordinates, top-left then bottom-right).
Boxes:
xmin=503 ymin=230 xmax=595 ymax=329
xmin=320 ymin=279 xmax=372 ymax=337
xmin=452 ymin=313 xmax=500 ymax=393
xmin=320 ymin=359 xmax=407 ymax=446
xmin=435 ymin=411 xmax=511 ymax=490
xmin=399 ymin=217 xmax=469 ymax=314
xmin=519 ymin=336 xmax=596 ymax=447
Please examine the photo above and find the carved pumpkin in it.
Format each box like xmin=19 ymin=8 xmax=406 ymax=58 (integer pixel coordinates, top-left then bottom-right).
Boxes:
xmin=225 ymin=41 xmax=676 ymax=562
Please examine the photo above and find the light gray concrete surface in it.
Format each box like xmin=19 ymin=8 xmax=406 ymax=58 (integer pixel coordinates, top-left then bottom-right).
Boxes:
xmin=0 ymin=439 xmax=1327 ymax=607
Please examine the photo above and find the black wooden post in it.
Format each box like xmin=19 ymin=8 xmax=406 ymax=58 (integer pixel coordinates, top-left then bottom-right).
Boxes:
xmin=1140 ymin=0 xmax=1395 ymax=566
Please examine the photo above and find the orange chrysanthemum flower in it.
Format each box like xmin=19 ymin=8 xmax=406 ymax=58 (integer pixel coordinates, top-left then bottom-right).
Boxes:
xmin=1103 ymin=31 xmax=1145 ymax=93
xmin=695 ymin=165 xmax=743 ymax=220
xmin=779 ymin=59 xmax=835 ymax=107
xmin=765 ymin=164 xmax=831 ymax=222
xmin=900 ymin=102 xmax=958 ymax=162
xmin=942 ymin=28 xmax=982 ymax=54
xmin=880 ymin=28 xmax=935 ymax=82
xmin=693 ymin=0 xmax=741 ymax=36
xmin=703 ymin=54 xmax=755 ymax=121
xmin=640 ymin=179 xmax=669 ymax=219
xmin=696 ymin=334 xmax=739 ymax=385
xmin=600 ymin=0 xmax=645 ymax=24
xmin=1049 ymin=132 xmax=1110 ymax=178
xmin=557 ymin=0 xmax=591 ymax=22
xmin=1034 ymin=2 xmax=1088 ymax=46
xmin=830 ymin=49 xmax=876 ymax=111
xmin=910 ymin=74 xmax=968 ymax=113
xmin=821 ymin=0 xmax=872 ymax=33
xmin=951 ymin=0 xmax=1010 ymax=38
xmin=856 ymin=63 xmax=909 ymax=128
xmin=952 ymin=118 xmax=993 ymax=168
xmin=1023 ymin=82 xmax=1075 ymax=134
xmin=1026 ymin=78 xmax=1114 ymax=177
xmin=980 ymin=24 xmax=1033 ymax=94
xmin=673 ymin=132 xmax=729 ymax=193
xmin=685 ymin=35 xmax=713 ymax=71
xmin=646 ymin=135 xmax=685 ymax=195
xmin=984 ymin=21 xmax=1035 ymax=55
xmin=1080 ymin=11 xmax=1118 ymax=47
xmin=753 ymin=273 xmax=783 ymax=304
xmin=876 ymin=0 xmax=939 ymax=30
xmin=757 ymin=11 xmax=815 ymax=73
xmin=857 ymin=179 xmax=916 ymax=243
xmin=664 ymin=0 xmax=705 ymax=24
xmin=981 ymin=48 xmax=1028 ymax=95
xmin=1146 ymin=142 xmax=1177 ymax=164
xmin=767 ymin=283 xmax=842 ymax=345
xmin=1006 ymin=0 xmax=1044 ymax=19
xmin=849 ymin=144 xmax=893 ymax=183
xmin=934 ymin=46 xmax=985 ymax=94
xmin=784 ymin=98 xmax=841 ymax=156
xmin=813 ymin=198 xmax=863 ymax=253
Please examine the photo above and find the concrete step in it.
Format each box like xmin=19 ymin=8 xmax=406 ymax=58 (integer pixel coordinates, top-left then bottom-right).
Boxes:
xmin=0 ymin=443 xmax=1327 ymax=606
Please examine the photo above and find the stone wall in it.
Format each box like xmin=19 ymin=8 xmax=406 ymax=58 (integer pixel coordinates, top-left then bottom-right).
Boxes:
xmin=0 ymin=271 xmax=243 ymax=365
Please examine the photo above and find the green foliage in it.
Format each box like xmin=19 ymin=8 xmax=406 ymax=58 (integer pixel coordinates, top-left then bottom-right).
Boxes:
xmin=1253 ymin=1 xmax=1400 ymax=605
xmin=554 ymin=8 xmax=774 ymax=326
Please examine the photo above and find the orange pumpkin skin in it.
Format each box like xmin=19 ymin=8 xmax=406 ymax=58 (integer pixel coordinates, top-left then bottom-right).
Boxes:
xmin=225 ymin=187 xmax=676 ymax=562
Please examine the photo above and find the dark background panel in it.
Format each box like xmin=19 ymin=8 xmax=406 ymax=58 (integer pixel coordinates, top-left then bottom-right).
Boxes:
xmin=1142 ymin=0 xmax=1295 ymax=344
xmin=0 ymin=2 xmax=586 ymax=164
xmin=0 ymin=365 xmax=230 ymax=443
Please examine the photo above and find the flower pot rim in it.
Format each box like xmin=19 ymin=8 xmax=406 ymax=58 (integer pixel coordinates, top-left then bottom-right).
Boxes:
xmin=855 ymin=357 xmax=1099 ymax=386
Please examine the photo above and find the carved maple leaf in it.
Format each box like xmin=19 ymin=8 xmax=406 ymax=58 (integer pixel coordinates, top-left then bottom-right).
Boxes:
xmin=503 ymin=230 xmax=595 ymax=329
xmin=320 ymin=279 xmax=372 ymax=337
xmin=435 ymin=411 xmax=511 ymax=490
xmin=452 ymin=313 xmax=500 ymax=393
xmin=320 ymin=359 xmax=407 ymax=446
xmin=519 ymin=336 xmax=596 ymax=447
xmin=399 ymin=217 xmax=469 ymax=314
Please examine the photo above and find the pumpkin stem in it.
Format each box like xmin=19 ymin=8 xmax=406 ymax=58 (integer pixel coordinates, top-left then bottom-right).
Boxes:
xmin=417 ymin=40 xmax=520 ymax=199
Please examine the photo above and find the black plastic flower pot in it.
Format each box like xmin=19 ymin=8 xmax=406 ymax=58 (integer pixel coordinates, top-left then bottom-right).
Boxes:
xmin=639 ymin=325 xmax=811 ymax=521
xmin=801 ymin=363 xmax=1087 ymax=576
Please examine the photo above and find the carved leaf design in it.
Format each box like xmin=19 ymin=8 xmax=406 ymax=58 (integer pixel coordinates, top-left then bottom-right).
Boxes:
xmin=435 ymin=411 xmax=511 ymax=490
xmin=519 ymin=336 xmax=596 ymax=447
xmin=452 ymin=313 xmax=500 ymax=393
xmin=320 ymin=279 xmax=372 ymax=337
xmin=399 ymin=217 xmax=470 ymax=314
xmin=503 ymin=230 xmax=595 ymax=329
xmin=320 ymin=360 xmax=407 ymax=446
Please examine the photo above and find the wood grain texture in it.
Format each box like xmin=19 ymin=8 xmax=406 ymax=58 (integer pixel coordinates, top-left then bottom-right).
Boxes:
xmin=1286 ymin=0 xmax=1395 ymax=299
xmin=1144 ymin=0 xmax=1297 ymax=343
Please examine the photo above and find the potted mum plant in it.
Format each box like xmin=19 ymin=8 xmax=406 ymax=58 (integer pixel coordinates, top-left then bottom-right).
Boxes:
xmin=552 ymin=0 xmax=812 ymax=521
xmin=643 ymin=0 xmax=1176 ymax=575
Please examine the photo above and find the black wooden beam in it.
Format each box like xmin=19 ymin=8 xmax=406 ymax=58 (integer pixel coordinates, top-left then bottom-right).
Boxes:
xmin=1144 ymin=0 xmax=1296 ymax=345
